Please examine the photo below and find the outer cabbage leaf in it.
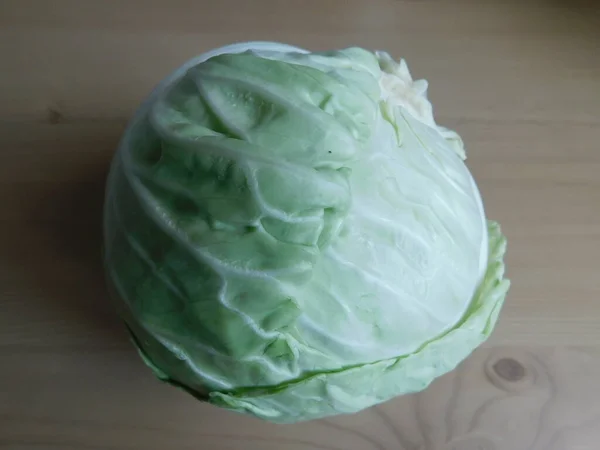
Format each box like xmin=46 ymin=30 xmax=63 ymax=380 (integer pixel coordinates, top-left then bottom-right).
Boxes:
xmin=208 ymin=221 xmax=509 ymax=422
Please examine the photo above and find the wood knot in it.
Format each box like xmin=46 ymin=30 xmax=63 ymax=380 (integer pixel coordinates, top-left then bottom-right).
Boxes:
xmin=485 ymin=351 xmax=535 ymax=392
xmin=46 ymin=106 xmax=64 ymax=125
xmin=492 ymin=358 xmax=525 ymax=382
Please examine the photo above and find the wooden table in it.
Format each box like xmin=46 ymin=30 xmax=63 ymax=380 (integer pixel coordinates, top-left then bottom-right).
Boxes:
xmin=1 ymin=1 xmax=599 ymax=449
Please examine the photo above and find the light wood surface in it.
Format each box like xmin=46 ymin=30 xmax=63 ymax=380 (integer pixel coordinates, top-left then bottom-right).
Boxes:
xmin=1 ymin=1 xmax=599 ymax=449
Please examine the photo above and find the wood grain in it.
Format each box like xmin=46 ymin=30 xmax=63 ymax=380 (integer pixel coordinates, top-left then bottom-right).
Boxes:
xmin=1 ymin=0 xmax=599 ymax=449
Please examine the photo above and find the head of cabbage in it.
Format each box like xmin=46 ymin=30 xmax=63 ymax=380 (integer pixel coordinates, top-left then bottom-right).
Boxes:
xmin=104 ymin=42 xmax=509 ymax=423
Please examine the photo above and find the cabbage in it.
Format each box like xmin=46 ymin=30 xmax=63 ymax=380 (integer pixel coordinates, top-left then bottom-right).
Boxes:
xmin=103 ymin=42 xmax=509 ymax=423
